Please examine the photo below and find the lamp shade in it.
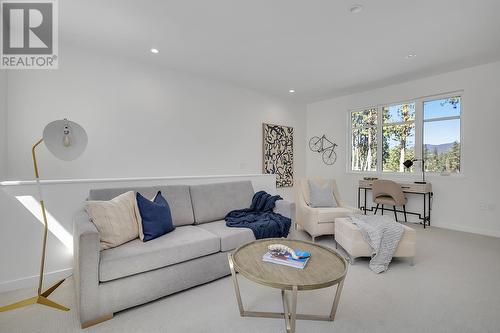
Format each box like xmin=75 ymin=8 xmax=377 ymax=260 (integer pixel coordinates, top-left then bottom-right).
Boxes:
xmin=403 ymin=159 xmax=414 ymax=169
xmin=42 ymin=119 xmax=87 ymax=161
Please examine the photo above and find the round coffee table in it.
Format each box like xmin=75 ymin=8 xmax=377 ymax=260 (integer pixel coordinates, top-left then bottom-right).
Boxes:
xmin=228 ymin=238 xmax=348 ymax=333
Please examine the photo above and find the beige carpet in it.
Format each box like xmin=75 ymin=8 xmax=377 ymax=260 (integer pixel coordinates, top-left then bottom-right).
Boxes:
xmin=1 ymin=224 xmax=499 ymax=333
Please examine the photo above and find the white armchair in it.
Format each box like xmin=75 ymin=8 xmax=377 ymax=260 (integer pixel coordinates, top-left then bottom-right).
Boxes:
xmin=294 ymin=178 xmax=360 ymax=241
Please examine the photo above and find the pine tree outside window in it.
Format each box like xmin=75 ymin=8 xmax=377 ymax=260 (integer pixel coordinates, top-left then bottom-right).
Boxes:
xmin=351 ymin=108 xmax=377 ymax=171
xmin=423 ymin=96 xmax=461 ymax=173
xmin=348 ymin=92 xmax=462 ymax=174
xmin=382 ymin=103 xmax=416 ymax=172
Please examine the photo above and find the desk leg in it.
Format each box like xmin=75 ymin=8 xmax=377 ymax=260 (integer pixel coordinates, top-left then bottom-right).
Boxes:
xmin=423 ymin=193 xmax=427 ymax=229
xmin=428 ymin=193 xmax=432 ymax=226
xmin=364 ymin=189 xmax=367 ymax=215
xmin=357 ymin=187 xmax=361 ymax=210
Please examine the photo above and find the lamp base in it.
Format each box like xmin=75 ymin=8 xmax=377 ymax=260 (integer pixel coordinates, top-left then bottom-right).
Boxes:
xmin=0 ymin=279 xmax=69 ymax=312
xmin=414 ymin=181 xmax=427 ymax=184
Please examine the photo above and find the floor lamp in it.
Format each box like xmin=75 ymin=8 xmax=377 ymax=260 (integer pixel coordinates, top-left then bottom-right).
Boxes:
xmin=0 ymin=119 xmax=87 ymax=312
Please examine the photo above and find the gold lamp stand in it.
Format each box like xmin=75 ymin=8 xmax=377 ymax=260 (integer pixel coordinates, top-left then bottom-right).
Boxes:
xmin=0 ymin=139 xmax=69 ymax=312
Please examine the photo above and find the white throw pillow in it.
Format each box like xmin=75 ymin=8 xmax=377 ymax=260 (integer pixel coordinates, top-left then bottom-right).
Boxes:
xmin=308 ymin=180 xmax=338 ymax=208
xmin=86 ymin=191 xmax=141 ymax=250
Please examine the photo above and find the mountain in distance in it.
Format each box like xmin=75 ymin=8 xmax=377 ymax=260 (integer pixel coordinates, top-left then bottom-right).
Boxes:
xmin=424 ymin=142 xmax=458 ymax=154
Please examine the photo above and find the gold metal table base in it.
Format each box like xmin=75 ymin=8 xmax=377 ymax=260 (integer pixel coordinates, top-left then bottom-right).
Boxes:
xmin=229 ymin=254 xmax=345 ymax=333
xmin=0 ymin=279 xmax=69 ymax=312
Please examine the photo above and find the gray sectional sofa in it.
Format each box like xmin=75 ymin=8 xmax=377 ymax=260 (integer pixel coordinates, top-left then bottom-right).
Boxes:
xmin=73 ymin=181 xmax=294 ymax=328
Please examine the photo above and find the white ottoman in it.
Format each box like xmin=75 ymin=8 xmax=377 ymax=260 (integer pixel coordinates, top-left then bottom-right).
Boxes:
xmin=335 ymin=217 xmax=416 ymax=265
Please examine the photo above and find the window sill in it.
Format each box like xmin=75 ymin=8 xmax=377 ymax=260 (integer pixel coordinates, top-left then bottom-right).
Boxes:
xmin=345 ymin=170 xmax=465 ymax=179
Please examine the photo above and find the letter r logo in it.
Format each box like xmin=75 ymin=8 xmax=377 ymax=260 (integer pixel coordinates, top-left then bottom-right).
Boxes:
xmin=2 ymin=2 xmax=53 ymax=54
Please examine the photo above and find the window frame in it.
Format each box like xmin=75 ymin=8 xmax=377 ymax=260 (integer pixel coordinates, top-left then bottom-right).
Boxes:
xmin=346 ymin=91 xmax=464 ymax=177
xmin=381 ymin=102 xmax=417 ymax=173
xmin=350 ymin=108 xmax=378 ymax=172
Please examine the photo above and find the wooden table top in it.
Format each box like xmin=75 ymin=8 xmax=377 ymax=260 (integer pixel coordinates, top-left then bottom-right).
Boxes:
xmin=231 ymin=239 xmax=348 ymax=291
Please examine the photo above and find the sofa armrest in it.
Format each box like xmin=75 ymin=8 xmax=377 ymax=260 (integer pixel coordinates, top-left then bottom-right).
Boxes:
xmin=73 ymin=211 xmax=102 ymax=324
xmin=274 ymin=200 xmax=295 ymax=222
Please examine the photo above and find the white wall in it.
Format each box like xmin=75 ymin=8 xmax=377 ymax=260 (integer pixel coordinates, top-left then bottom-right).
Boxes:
xmin=0 ymin=46 xmax=306 ymax=292
xmin=307 ymin=61 xmax=500 ymax=237
xmin=4 ymin=47 xmax=306 ymax=199
xmin=0 ymin=71 xmax=6 ymax=180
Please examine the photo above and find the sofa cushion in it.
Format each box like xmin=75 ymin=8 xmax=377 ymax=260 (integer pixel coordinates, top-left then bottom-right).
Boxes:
xmin=89 ymin=185 xmax=194 ymax=226
xmin=197 ymin=220 xmax=255 ymax=251
xmin=315 ymin=207 xmax=354 ymax=223
xmin=190 ymin=181 xmax=254 ymax=224
xmin=99 ymin=225 xmax=220 ymax=282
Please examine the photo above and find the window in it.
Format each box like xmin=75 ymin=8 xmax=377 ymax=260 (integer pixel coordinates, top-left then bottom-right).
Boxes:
xmin=423 ymin=96 xmax=461 ymax=173
xmin=349 ymin=93 xmax=462 ymax=174
xmin=382 ymin=103 xmax=415 ymax=172
xmin=351 ymin=108 xmax=377 ymax=171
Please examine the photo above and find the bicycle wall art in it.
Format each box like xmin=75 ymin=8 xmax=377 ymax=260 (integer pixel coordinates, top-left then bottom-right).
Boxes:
xmin=309 ymin=135 xmax=338 ymax=165
xmin=262 ymin=123 xmax=294 ymax=187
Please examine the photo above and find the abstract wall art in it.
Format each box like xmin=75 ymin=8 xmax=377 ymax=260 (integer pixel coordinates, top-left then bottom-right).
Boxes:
xmin=262 ymin=123 xmax=294 ymax=187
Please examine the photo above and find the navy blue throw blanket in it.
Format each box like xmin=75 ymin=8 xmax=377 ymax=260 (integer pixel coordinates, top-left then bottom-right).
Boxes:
xmin=225 ymin=191 xmax=291 ymax=239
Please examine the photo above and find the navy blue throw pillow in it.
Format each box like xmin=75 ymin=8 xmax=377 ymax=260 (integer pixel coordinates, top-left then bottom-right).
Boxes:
xmin=136 ymin=191 xmax=175 ymax=242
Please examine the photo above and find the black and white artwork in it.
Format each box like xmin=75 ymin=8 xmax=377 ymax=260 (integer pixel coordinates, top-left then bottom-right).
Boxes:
xmin=262 ymin=123 xmax=294 ymax=187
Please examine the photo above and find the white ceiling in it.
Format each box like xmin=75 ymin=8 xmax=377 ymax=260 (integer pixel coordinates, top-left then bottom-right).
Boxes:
xmin=61 ymin=0 xmax=500 ymax=102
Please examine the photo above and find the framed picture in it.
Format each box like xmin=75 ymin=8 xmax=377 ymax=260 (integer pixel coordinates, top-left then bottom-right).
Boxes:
xmin=262 ymin=123 xmax=294 ymax=187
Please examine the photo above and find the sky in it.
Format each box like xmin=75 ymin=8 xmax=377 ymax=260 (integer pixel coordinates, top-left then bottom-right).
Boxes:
xmin=423 ymin=98 xmax=461 ymax=145
xmin=385 ymin=98 xmax=460 ymax=147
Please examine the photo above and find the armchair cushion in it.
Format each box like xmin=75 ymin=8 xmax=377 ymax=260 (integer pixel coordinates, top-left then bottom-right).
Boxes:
xmin=299 ymin=178 xmax=346 ymax=207
xmin=308 ymin=180 xmax=337 ymax=207
xmin=315 ymin=207 xmax=356 ymax=223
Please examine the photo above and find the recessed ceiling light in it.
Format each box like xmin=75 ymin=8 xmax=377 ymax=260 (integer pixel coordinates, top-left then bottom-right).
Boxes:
xmin=405 ymin=54 xmax=416 ymax=59
xmin=289 ymin=89 xmax=295 ymax=94
xmin=150 ymin=48 xmax=159 ymax=54
xmin=350 ymin=5 xmax=363 ymax=13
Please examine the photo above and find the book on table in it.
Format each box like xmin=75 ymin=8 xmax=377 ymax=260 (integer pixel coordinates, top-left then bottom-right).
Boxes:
xmin=262 ymin=251 xmax=310 ymax=269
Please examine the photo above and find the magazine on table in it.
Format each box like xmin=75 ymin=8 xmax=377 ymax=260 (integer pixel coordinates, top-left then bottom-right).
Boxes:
xmin=262 ymin=249 xmax=311 ymax=269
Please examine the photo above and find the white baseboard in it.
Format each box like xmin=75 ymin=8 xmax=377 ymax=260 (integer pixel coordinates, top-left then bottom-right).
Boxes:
xmin=431 ymin=223 xmax=500 ymax=238
xmin=0 ymin=268 xmax=73 ymax=293
xmin=385 ymin=219 xmax=500 ymax=238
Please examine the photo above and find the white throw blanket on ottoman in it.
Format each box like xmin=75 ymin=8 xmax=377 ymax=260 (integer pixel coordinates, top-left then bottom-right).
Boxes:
xmin=349 ymin=214 xmax=404 ymax=273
